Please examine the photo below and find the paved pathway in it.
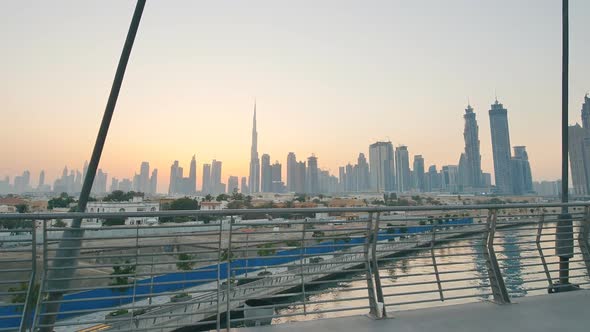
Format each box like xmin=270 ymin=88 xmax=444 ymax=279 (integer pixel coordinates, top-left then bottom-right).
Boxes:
xmin=240 ymin=290 xmax=590 ymax=332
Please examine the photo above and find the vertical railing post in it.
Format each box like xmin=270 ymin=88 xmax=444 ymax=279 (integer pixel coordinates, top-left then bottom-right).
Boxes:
xmin=535 ymin=213 xmax=554 ymax=292
xmin=216 ymin=222 xmax=222 ymax=332
xmin=130 ymin=224 xmax=140 ymax=327
xmin=19 ymin=219 xmax=37 ymax=332
xmin=430 ymin=223 xmax=444 ymax=302
xmin=578 ymin=206 xmax=590 ymax=278
xmin=364 ymin=212 xmax=379 ymax=318
xmin=300 ymin=219 xmax=307 ymax=315
xmin=225 ymin=223 xmax=233 ymax=331
xmin=482 ymin=209 xmax=510 ymax=304
xmin=32 ymin=221 xmax=48 ymax=331
xmin=370 ymin=212 xmax=386 ymax=318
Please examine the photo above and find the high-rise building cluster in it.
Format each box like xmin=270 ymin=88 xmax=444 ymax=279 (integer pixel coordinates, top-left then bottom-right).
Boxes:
xmin=568 ymin=94 xmax=590 ymax=196
xmin=488 ymin=99 xmax=533 ymax=194
xmin=329 ymin=99 xmax=531 ymax=195
xmin=2 ymin=96 xmax=558 ymax=197
xmin=111 ymin=161 xmax=158 ymax=195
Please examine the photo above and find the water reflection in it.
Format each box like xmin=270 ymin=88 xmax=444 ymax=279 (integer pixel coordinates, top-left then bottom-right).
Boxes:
xmin=273 ymin=223 xmax=589 ymax=324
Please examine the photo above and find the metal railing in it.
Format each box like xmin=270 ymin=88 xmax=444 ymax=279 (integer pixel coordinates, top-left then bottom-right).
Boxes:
xmin=1 ymin=202 xmax=589 ymax=331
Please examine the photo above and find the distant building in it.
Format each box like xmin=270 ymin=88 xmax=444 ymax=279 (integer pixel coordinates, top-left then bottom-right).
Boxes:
xmin=200 ymin=201 xmax=223 ymax=211
xmin=271 ymin=161 xmax=284 ymax=193
xmin=211 ymin=160 xmax=224 ymax=194
xmin=119 ymin=178 xmax=132 ymax=192
xmin=441 ymin=165 xmax=459 ymax=193
xmin=511 ymin=146 xmax=533 ymax=194
xmin=261 ymin=154 xmax=272 ymax=192
xmin=202 ymin=163 xmax=211 ymax=194
xmin=86 ymin=197 xmax=159 ymax=226
xmin=413 ymin=155 xmax=425 ymax=192
xmin=110 ymin=178 xmax=119 ymax=192
xmin=150 ymin=169 xmax=158 ymax=194
xmin=188 ymin=156 xmax=197 ymax=194
xmin=13 ymin=170 xmax=30 ymax=193
xmin=569 ymin=95 xmax=590 ymax=196
xmin=287 ymin=152 xmax=297 ymax=192
xmin=240 ymin=177 xmax=249 ymax=194
xmin=369 ymin=141 xmax=395 ymax=192
xmin=294 ymin=161 xmax=306 ymax=193
xmin=533 ymin=180 xmax=560 ymax=197
xmin=458 ymin=153 xmax=469 ymax=191
xmin=93 ymin=169 xmax=108 ymax=194
xmin=357 ymin=153 xmax=370 ymax=191
xmin=306 ymin=155 xmax=319 ymax=194
xmin=426 ymin=165 xmax=440 ymax=192
xmin=227 ymin=176 xmax=239 ymax=194
xmin=489 ymin=99 xmax=513 ymax=194
xmin=463 ymin=104 xmax=483 ymax=188
xmin=248 ymin=103 xmax=260 ymax=193
xmin=395 ymin=146 xmax=411 ymax=192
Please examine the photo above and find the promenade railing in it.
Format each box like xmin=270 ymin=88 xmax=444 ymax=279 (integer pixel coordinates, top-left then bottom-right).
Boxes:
xmin=1 ymin=202 xmax=589 ymax=331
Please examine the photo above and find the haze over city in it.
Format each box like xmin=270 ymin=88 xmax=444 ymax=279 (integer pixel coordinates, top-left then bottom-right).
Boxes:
xmin=1 ymin=0 xmax=590 ymax=192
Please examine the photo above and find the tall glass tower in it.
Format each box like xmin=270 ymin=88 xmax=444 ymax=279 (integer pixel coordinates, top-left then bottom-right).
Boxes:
xmin=248 ymin=102 xmax=260 ymax=193
xmin=463 ymin=104 xmax=482 ymax=188
xmin=489 ymin=99 xmax=513 ymax=194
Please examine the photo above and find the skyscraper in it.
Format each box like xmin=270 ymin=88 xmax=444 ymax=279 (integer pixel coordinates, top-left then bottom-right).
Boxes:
xmin=261 ymin=154 xmax=272 ymax=192
xmin=426 ymin=165 xmax=440 ymax=192
xmin=511 ymin=146 xmax=533 ymax=195
xmin=463 ymin=104 xmax=482 ymax=188
xmin=413 ymin=155 xmax=425 ymax=192
xmin=240 ymin=177 xmax=249 ymax=194
xmin=357 ymin=153 xmax=370 ymax=192
xmin=295 ymin=161 xmax=306 ymax=193
xmin=202 ymin=163 xmax=211 ymax=194
xmin=189 ymin=155 xmax=197 ymax=194
xmin=211 ymin=160 xmax=223 ymax=194
xmin=94 ymin=169 xmax=107 ymax=194
xmin=271 ymin=161 xmax=283 ymax=193
xmin=150 ymin=169 xmax=158 ymax=194
xmin=248 ymin=103 xmax=260 ymax=193
xmin=306 ymin=155 xmax=319 ymax=194
xmin=169 ymin=161 xmax=180 ymax=194
xmin=110 ymin=178 xmax=119 ymax=192
xmin=369 ymin=141 xmax=395 ymax=192
xmin=441 ymin=165 xmax=459 ymax=193
xmin=339 ymin=166 xmax=346 ymax=191
xmin=570 ymin=95 xmax=590 ymax=195
xmin=140 ymin=162 xmax=150 ymax=193
xmin=227 ymin=176 xmax=239 ymax=194
xmin=395 ymin=146 xmax=411 ymax=192
xmin=458 ymin=153 xmax=469 ymax=191
xmin=38 ymin=170 xmax=45 ymax=189
xmin=489 ymin=99 xmax=513 ymax=194
xmin=287 ymin=152 xmax=297 ymax=192
xmin=581 ymin=93 xmax=590 ymax=130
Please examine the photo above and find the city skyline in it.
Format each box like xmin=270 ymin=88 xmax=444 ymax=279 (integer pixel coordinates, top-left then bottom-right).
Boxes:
xmin=3 ymin=96 xmax=590 ymax=194
xmin=1 ymin=1 xmax=590 ymax=192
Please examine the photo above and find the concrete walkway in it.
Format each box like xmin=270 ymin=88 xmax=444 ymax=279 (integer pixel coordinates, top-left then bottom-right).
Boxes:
xmin=240 ymin=290 xmax=590 ymax=332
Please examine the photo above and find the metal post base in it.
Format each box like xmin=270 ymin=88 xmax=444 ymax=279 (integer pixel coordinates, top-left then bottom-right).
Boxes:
xmin=549 ymin=282 xmax=580 ymax=293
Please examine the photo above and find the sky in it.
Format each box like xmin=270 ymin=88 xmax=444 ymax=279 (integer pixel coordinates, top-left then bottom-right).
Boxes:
xmin=1 ymin=0 xmax=589 ymax=193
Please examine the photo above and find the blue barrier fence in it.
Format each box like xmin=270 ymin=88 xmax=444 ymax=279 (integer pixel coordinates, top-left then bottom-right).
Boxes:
xmin=0 ymin=218 xmax=473 ymax=328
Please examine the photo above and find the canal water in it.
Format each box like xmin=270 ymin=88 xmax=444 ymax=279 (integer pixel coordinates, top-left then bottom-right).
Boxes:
xmin=267 ymin=222 xmax=590 ymax=325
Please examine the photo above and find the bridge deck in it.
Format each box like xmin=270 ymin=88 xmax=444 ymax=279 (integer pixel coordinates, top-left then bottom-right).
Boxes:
xmin=240 ymin=290 xmax=590 ymax=332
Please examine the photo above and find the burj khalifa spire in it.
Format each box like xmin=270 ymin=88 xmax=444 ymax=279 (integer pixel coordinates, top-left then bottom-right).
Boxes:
xmin=248 ymin=101 xmax=260 ymax=193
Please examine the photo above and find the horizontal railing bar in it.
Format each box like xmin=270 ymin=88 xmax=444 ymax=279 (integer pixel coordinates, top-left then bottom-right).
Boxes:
xmin=3 ymin=202 xmax=588 ymax=221
xmin=229 ymin=305 xmax=372 ymax=324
